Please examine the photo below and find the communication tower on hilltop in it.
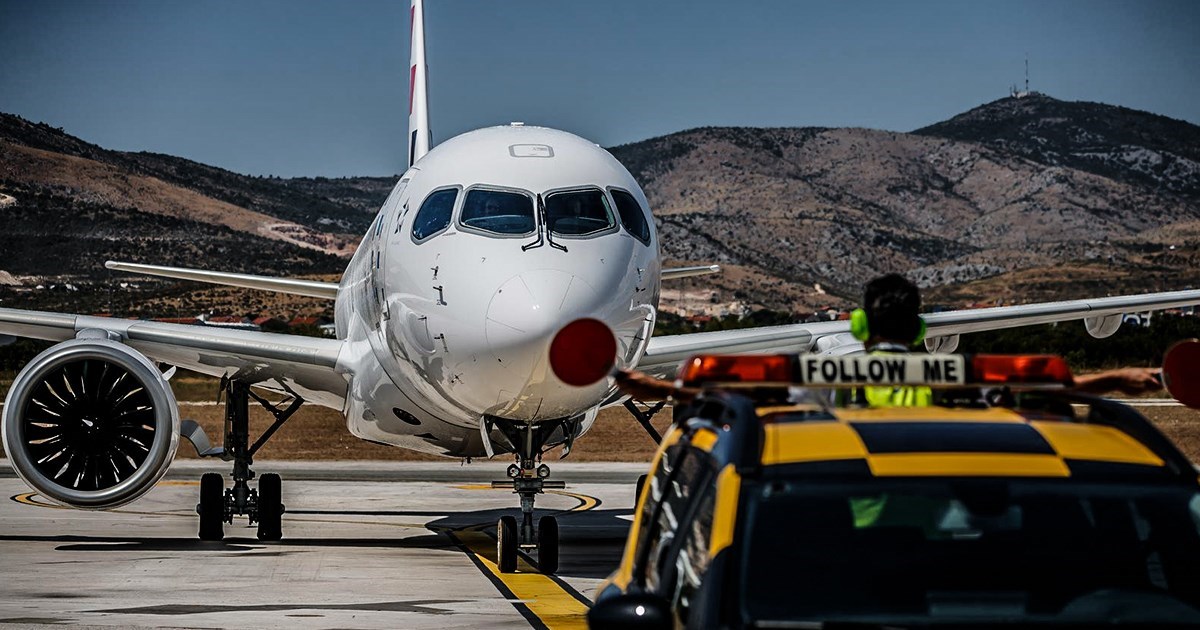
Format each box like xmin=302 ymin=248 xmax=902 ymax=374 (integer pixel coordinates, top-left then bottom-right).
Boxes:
xmin=1010 ymin=53 xmax=1033 ymax=99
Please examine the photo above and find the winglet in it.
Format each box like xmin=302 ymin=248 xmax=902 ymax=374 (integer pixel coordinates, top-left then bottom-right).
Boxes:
xmin=408 ymin=0 xmax=431 ymax=167
xmin=105 ymin=261 xmax=339 ymax=300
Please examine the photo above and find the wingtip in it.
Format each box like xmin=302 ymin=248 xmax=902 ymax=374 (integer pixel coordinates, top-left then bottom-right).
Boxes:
xmin=103 ymin=261 xmax=118 ymax=270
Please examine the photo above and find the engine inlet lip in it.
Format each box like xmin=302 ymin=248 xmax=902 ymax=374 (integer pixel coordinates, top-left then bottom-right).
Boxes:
xmin=2 ymin=339 xmax=179 ymax=509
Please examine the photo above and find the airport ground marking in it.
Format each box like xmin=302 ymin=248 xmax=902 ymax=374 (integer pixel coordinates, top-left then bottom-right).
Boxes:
xmin=11 ymin=475 xmax=603 ymax=627
xmin=444 ymin=485 xmax=601 ymax=629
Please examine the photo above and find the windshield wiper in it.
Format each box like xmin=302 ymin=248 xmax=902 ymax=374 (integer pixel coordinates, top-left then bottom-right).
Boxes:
xmin=521 ymin=194 xmax=567 ymax=253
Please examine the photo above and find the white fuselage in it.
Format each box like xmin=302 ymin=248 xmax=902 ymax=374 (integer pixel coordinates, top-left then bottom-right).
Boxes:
xmin=332 ymin=125 xmax=660 ymax=457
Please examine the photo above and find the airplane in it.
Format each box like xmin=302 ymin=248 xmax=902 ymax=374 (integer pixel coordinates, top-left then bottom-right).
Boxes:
xmin=3 ymin=0 xmax=1200 ymax=575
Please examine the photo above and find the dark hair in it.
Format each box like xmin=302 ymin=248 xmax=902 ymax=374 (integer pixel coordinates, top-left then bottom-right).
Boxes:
xmin=862 ymin=274 xmax=922 ymax=343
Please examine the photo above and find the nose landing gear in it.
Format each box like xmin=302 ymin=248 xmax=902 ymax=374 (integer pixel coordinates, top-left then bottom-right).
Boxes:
xmin=488 ymin=418 xmax=578 ymax=575
xmin=493 ymin=455 xmax=564 ymax=574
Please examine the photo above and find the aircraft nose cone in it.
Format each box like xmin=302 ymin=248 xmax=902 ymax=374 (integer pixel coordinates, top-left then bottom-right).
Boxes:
xmin=485 ymin=270 xmax=599 ymax=358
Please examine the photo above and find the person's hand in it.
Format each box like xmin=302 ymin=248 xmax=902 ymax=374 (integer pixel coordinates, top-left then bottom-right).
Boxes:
xmin=1072 ymin=367 xmax=1164 ymax=396
xmin=613 ymin=369 xmax=678 ymax=401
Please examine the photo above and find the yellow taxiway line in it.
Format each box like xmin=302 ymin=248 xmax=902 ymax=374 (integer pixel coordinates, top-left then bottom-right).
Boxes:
xmin=445 ymin=487 xmax=598 ymax=629
xmin=13 ymin=481 xmax=601 ymax=629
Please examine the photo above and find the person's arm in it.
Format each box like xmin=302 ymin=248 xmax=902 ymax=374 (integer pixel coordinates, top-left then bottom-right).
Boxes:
xmin=613 ymin=369 xmax=700 ymax=403
xmin=1071 ymin=367 xmax=1163 ymax=396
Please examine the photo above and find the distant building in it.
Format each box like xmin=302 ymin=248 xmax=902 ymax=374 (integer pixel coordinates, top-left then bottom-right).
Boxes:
xmin=253 ymin=316 xmax=289 ymax=332
xmin=289 ymin=316 xmax=332 ymax=328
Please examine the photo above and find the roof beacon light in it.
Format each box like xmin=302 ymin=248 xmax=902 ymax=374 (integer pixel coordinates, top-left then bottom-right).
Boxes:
xmin=678 ymin=353 xmax=1076 ymax=389
xmin=970 ymin=354 xmax=1073 ymax=385
xmin=678 ymin=354 xmax=794 ymax=388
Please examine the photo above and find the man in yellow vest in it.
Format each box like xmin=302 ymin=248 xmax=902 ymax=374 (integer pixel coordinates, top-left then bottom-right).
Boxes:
xmin=613 ymin=275 xmax=1163 ymax=403
xmin=845 ymin=273 xmax=933 ymax=407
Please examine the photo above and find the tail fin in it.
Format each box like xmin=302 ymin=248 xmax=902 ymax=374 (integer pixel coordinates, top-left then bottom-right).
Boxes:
xmin=407 ymin=0 xmax=431 ymax=167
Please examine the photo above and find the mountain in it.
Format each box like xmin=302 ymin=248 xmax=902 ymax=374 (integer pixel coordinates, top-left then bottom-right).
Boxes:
xmin=0 ymin=114 xmax=391 ymax=235
xmin=915 ymin=93 xmax=1200 ymax=199
xmin=610 ymin=95 xmax=1200 ymax=310
xmin=2 ymin=94 xmax=1198 ymax=317
xmin=0 ymin=113 xmax=395 ymax=316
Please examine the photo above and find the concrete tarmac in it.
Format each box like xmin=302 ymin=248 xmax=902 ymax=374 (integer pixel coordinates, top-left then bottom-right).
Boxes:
xmin=0 ymin=460 xmax=646 ymax=629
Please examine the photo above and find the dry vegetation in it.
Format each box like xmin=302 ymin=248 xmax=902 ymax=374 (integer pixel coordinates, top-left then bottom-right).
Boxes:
xmin=0 ymin=142 xmax=354 ymax=257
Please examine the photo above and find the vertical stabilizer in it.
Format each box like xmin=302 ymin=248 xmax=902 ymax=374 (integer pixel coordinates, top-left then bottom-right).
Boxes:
xmin=407 ymin=0 xmax=431 ymax=167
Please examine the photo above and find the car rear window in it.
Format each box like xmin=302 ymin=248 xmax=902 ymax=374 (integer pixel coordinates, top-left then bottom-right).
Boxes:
xmin=742 ymin=478 xmax=1200 ymax=625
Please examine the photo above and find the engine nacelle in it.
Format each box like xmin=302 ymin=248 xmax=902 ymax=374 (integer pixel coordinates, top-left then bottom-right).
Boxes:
xmin=2 ymin=337 xmax=179 ymax=509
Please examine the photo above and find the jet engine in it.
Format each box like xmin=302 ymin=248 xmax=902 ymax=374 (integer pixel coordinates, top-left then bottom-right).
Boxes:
xmin=1 ymin=337 xmax=180 ymax=509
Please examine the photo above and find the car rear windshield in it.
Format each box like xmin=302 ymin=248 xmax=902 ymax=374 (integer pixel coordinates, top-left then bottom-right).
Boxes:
xmin=742 ymin=479 xmax=1200 ymax=625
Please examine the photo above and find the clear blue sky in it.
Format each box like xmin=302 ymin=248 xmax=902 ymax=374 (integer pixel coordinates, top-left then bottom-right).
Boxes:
xmin=2 ymin=0 xmax=1197 ymax=177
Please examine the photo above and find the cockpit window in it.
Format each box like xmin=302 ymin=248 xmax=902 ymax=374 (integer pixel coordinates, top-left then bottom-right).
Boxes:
xmin=411 ymin=188 xmax=458 ymax=242
xmin=460 ymin=188 xmax=535 ymax=236
xmin=610 ymin=188 xmax=652 ymax=245
xmin=545 ymin=188 xmax=615 ymax=237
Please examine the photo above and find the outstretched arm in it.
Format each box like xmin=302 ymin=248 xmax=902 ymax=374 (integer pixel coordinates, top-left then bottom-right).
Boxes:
xmin=1072 ymin=368 xmax=1163 ymax=396
xmin=614 ymin=369 xmax=701 ymax=403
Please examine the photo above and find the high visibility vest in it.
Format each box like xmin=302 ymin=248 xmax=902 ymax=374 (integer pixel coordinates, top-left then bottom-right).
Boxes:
xmin=853 ymin=348 xmax=934 ymax=408
xmin=863 ymin=381 xmax=934 ymax=407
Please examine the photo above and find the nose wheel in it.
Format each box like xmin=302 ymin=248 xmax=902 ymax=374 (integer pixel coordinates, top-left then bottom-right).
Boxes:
xmin=493 ymin=459 xmax=564 ymax=574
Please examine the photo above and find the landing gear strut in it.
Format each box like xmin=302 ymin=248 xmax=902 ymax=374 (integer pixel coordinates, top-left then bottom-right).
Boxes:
xmin=193 ymin=379 xmax=302 ymax=541
xmin=624 ymin=399 xmax=666 ymax=444
xmin=490 ymin=420 xmax=570 ymax=574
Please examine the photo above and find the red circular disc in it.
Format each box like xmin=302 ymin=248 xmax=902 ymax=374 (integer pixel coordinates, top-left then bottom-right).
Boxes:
xmin=1163 ymin=339 xmax=1200 ymax=409
xmin=549 ymin=318 xmax=617 ymax=387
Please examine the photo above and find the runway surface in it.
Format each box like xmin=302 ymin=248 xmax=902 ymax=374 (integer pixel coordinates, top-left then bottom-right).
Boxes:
xmin=0 ymin=460 xmax=646 ymax=629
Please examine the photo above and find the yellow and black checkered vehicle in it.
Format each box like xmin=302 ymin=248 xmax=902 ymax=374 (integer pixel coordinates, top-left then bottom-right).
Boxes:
xmin=589 ymin=354 xmax=1200 ymax=629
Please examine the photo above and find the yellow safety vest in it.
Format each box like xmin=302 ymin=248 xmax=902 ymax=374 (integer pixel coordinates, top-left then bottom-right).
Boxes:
xmin=844 ymin=347 xmax=934 ymax=408
xmin=850 ymin=346 xmax=932 ymax=527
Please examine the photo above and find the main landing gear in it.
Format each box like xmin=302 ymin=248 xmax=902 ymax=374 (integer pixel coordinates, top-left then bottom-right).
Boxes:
xmin=184 ymin=379 xmax=302 ymax=542
xmin=489 ymin=420 xmax=572 ymax=574
xmin=625 ymin=399 xmax=665 ymax=503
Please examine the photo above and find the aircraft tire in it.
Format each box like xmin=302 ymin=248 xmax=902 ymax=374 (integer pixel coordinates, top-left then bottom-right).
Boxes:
xmin=198 ymin=472 xmax=224 ymax=541
xmin=538 ymin=515 xmax=559 ymax=574
xmin=256 ymin=473 xmax=283 ymax=541
xmin=497 ymin=515 xmax=518 ymax=573
xmin=635 ymin=473 xmax=647 ymax=503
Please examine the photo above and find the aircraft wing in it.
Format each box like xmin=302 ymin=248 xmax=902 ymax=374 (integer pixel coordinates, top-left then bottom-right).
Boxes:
xmin=661 ymin=265 xmax=721 ymax=280
xmin=105 ymin=261 xmax=339 ymax=299
xmin=0 ymin=307 xmax=347 ymax=408
xmin=638 ymin=288 xmax=1200 ymax=378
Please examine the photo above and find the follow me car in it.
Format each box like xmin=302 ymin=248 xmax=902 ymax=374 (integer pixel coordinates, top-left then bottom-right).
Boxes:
xmin=591 ymin=353 xmax=1200 ymax=628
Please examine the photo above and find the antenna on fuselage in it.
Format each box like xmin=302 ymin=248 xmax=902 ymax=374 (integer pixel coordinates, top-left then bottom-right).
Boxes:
xmin=408 ymin=0 xmax=431 ymax=167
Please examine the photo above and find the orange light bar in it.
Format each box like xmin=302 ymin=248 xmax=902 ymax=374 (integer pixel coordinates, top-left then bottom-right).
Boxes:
xmin=678 ymin=354 xmax=795 ymax=388
xmin=970 ymin=354 xmax=1073 ymax=385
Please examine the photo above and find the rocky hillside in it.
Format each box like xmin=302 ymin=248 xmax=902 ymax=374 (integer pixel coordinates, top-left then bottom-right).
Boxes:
xmin=610 ymin=95 xmax=1200 ymax=309
xmin=915 ymin=93 xmax=1200 ymax=199
xmin=0 ymin=114 xmax=390 ymax=234
xmin=2 ymin=94 xmax=1197 ymax=316
xmin=0 ymin=113 xmax=395 ymax=316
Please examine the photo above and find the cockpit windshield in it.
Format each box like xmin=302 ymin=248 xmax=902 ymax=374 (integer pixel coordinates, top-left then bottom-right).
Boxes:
xmin=460 ymin=189 xmax=535 ymax=236
xmin=544 ymin=189 xmax=615 ymax=237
